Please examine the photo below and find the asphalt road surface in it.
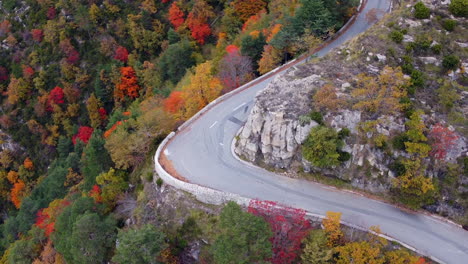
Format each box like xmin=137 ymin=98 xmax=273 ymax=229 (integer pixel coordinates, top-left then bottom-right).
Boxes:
xmin=164 ymin=1 xmax=468 ymax=263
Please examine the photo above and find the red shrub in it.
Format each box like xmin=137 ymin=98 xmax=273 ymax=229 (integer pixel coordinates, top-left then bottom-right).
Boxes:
xmin=248 ymin=200 xmax=312 ymax=264
xmin=429 ymin=124 xmax=459 ymax=160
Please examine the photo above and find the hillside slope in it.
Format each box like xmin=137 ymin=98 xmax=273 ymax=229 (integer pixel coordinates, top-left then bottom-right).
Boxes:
xmin=236 ymin=0 xmax=468 ymax=222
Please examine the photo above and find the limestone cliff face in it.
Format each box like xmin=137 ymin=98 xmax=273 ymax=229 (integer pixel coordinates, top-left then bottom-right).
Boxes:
xmin=235 ymin=68 xmax=323 ymax=168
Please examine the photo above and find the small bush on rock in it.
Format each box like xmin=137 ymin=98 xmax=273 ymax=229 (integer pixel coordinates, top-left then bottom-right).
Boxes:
xmin=414 ymin=2 xmax=430 ymax=19
xmin=389 ymin=30 xmax=404 ymax=43
xmin=309 ymin=112 xmax=324 ymax=125
xmin=442 ymin=55 xmax=460 ymax=71
xmin=442 ymin=19 xmax=457 ymax=31
xmin=431 ymin=44 xmax=442 ymax=54
xmin=449 ymin=0 xmax=468 ymax=17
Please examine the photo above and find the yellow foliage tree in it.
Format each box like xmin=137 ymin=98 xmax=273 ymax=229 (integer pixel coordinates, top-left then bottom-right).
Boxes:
xmin=86 ymin=94 xmax=102 ymax=129
xmin=322 ymin=211 xmax=343 ymax=247
xmin=334 ymin=241 xmax=384 ymax=264
xmin=313 ymin=84 xmax=345 ymax=112
xmin=258 ymin=45 xmax=282 ymax=74
xmin=181 ymin=61 xmax=223 ymax=119
xmin=393 ymin=158 xmax=434 ymax=196
xmin=352 ymin=66 xmax=408 ymax=115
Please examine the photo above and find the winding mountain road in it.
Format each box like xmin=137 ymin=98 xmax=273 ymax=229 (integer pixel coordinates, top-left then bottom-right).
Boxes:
xmin=161 ymin=1 xmax=468 ymax=263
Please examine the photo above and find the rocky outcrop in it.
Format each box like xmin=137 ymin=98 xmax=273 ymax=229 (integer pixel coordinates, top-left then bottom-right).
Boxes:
xmin=235 ymin=68 xmax=324 ymax=168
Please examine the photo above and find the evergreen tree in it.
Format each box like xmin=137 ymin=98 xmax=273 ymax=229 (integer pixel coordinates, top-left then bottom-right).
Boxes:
xmin=81 ymin=131 xmax=112 ymax=191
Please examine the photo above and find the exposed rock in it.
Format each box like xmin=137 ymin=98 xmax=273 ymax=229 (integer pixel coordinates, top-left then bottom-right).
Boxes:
xmin=329 ymin=110 xmax=362 ymax=134
xmin=376 ymin=54 xmax=387 ymax=62
xmin=403 ymin=35 xmax=414 ymax=43
xmin=419 ymin=56 xmax=440 ymax=66
xmin=456 ymin=42 xmax=468 ymax=48
xmin=403 ymin=19 xmax=421 ymax=28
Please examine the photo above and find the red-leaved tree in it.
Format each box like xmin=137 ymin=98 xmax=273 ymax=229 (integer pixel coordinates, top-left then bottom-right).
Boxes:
xmin=47 ymin=7 xmax=56 ymax=20
xmin=22 ymin=65 xmax=35 ymax=79
xmin=59 ymin=38 xmax=80 ymax=64
xmin=89 ymin=185 xmax=102 ymax=203
xmin=72 ymin=126 xmax=94 ymax=144
xmin=218 ymin=49 xmax=253 ymax=92
xmin=188 ymin=19 xmax=211 ymax=45
xmin=114 ymin=46 xmax=129 ymax=63
xmin=47 ymin=86 xmax=65 ymax=111
xmin=226 ymin=44 xmax=240 ymax=54
xmin=31 ymin=29 xmax=44 ymax=42
xmin=429 ymin=124 xmax=459 ymax=161
xmin=98 ymin=107 xmax=107 ymax=120
xmin=35 ymin=200 xmax=71 ymax=237
xmin=169 ymin=2 xmax=185 ymax=29
xmin=0 ymin=66 xmax=8 ymax=82
xmin=248 ymin=200 xmax=312 ymax=264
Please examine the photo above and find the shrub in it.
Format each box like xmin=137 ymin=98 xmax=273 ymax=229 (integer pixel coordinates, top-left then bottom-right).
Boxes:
xmin=338 ymin=128 xmax=351 ymax=139
xmin=392 ymin=134 xmax=409 ymax=150
xmin=415 ymin=35 xmax=431 ymax=51
xmin=442 ymin=19 xmax=457 ymax=31
xmin=405 ymin=42 xmax=415 ymax=53
xmin=414 ymin=2 xmax=430 ymax=19
xmin=338 ymin=151 xmax=351 ymax=162
xmin=410 ymin=70 xmax=425 ymax=88
xmin=389 ymin=30 xmax=404 ymax=43
xmin=156 ymin=178 xmax=163 ymax=187
xmin=442 ymin=55 xmax=460 ymax=71
xmin=389 ymin=160 xmax=406 ymax=176
xmin=449 ymin=0 xmax=468 ymax=17
xmin=431 ymin=44 xmax=442 ymax=54
xmin=302 ymin=126 xmax=344 ymax=168
xmin=309 ymin=112 xmax=324 ymax=125
xmin=145 ymin=172 xmax=153 ymax=182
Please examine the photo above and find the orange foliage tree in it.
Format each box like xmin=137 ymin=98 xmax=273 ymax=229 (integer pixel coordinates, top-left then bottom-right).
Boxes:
xmin=11 ymin=179 xmax=25 ymax=209
xmin=163 ymin=91 xmax=185 ymax=115
xmin=169 ymin=2 xmax=185 ymax=30
xmin=24 ymin=157 xmax=34 ymax=170
xmin=232 ymin=0 xmax=267 ymax=22
xmin=115 ymin=66 xmax=140 ymax=100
